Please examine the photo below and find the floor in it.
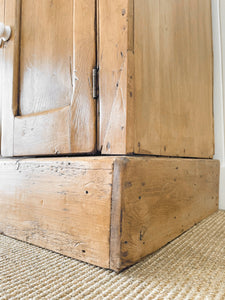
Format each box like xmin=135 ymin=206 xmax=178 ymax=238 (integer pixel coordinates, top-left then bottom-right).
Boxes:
xmin=1 ymin=211 xmax=225 ymax=300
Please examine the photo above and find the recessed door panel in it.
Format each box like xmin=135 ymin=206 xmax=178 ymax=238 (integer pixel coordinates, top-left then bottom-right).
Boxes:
xmin=19 ymin=0 xmax=73 ymax=115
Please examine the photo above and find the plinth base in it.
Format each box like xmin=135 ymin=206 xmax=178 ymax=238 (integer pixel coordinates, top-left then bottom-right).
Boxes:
xmin=0 ymin=156 xmax=219 ymax=271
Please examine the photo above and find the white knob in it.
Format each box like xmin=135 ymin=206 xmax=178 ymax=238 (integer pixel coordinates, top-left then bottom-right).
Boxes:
xmin=0 ymin=23 xmax=11 ymax=47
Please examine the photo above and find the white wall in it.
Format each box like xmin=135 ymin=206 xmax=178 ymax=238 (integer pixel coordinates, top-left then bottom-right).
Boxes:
xmin=212 ymin=0 xmax=225 ymax=209
xmin=0 ymin=45 xmax=3 ymax=154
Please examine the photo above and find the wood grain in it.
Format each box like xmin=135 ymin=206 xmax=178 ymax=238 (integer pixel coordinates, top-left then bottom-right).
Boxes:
xmin=0 ymin=156 xmax=219 ymax=271
xmin=134 ymin=0 xmax=214 ymax=158
xmin=1 ymin=0 xmax=20 ymax=156
xmin=70 ymin=0 xmax=96 ymax=153
xmin=98 ymin=0 xmax=214 ymax=158
xmin=0 ymin=157 xmax=114 ymax=268
xmin=19 ymin=0 xmax=73 ymax=115
xmin=98 ymin=0 xmax=134 ymax=154
xmin=110 ymin=157 xmax=219 ymax=271
xmin=2 ymin=0 xmax=214 ymax=157
xmin=14 ymin=106 xmax=71 ymax=156
xmin=2 ymin=0 xmax=96 ymax=156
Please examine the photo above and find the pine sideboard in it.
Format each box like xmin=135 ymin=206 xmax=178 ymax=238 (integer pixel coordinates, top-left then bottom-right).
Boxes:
xmin=0 ymin=0 xmax=219 ymax=272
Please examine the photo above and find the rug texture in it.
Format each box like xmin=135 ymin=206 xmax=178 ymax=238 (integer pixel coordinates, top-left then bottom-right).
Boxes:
xmin=1 ymin=211 xmax=225 ymax=300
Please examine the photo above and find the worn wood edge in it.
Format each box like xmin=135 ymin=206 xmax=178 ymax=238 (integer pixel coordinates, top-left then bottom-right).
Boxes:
xmin=126 ymin=0 xmax=135 ymax=154
xmin=109 ymin=157 xmax=129 ymax=272
xmin=135 ymin=148 xmax=214 ymax=159
xmin=1 ymin=0 xmax=21 ymax=156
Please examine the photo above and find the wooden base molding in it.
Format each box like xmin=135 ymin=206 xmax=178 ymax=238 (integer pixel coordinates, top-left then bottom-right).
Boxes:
xmin=0 ymin=156 xmax=219 ymax=272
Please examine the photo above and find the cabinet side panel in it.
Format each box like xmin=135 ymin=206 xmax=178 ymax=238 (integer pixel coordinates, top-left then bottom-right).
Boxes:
xmin=0 ymin=157 xmax=114 ymax=268
xmin=134 ymin=0 xmax=214 ymax=158
xmin=117 ymin=157 xmax=219 ymax=271
xmin=98 ymin=0 xmax=134 ymax=154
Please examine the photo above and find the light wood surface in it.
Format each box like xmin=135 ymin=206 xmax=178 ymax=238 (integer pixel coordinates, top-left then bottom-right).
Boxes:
xmin=1 ymin=0 xmax=214 ymax=158
xmin=0 ymin=156 xmax=219 ymax=271
xmin=110 ymin=157 xmax=219 ymax=271
xmin=14 ymin=106 xmax=71 ymax=156
xmin=98 ymin=0 xmax=134 ymax=154
xmin=19 ymin=0 xmax=73 ymax=115
xmin=98 ymin=0 xmax=214 ymax=158
xmin=2 ymin=0 xmax=96 ymax=156
xmin=0 ymin=157 xmax=114 ymax=268
xmin=1 ymin=0 xmax=20 ymax=156
xmin=134 ymin=0 xmax=214 ymax=158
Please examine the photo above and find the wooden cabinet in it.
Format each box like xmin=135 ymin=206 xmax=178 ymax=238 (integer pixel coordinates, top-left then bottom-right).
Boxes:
xmin=0 ymin=0 xmax=219 ymax=271
xmin=1 ymin=0 xmax=214 ymax=158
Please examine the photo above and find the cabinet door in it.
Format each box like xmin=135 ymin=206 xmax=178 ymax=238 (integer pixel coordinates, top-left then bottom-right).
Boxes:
xmin=1 ymin=0 xmax=96 ymax=156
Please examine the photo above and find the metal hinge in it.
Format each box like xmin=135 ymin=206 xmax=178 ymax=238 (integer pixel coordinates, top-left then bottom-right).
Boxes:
xmin=93 ymin=67 xmax=98 ymax=99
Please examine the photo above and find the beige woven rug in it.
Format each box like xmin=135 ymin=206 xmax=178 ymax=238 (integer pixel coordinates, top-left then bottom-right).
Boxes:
xmin=1 ymin=211 xmax=225 ymax=300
